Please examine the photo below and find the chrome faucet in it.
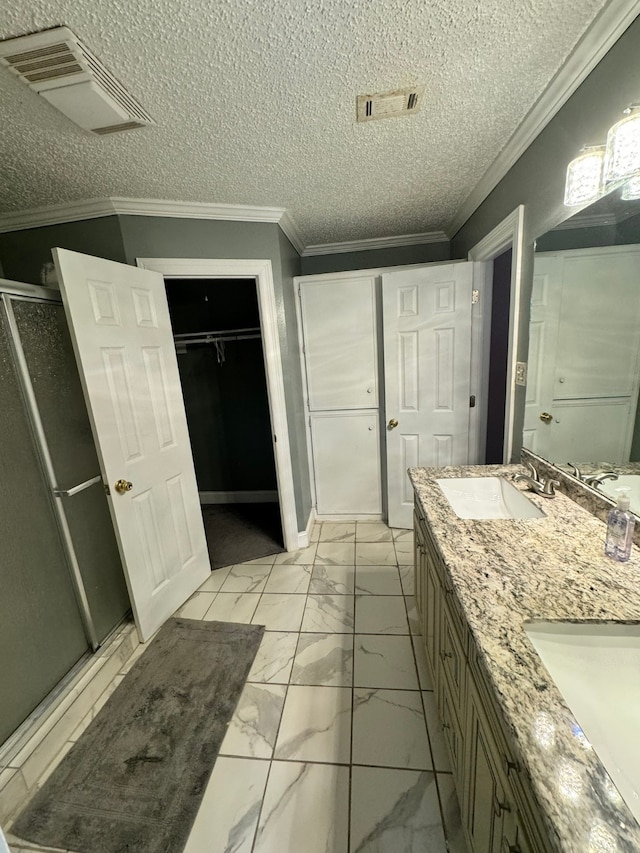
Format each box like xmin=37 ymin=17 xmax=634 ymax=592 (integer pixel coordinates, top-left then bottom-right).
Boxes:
xmin=567 ymin=462 xmax=583 ymax=480
xmin=514 ymin=472 xmax=559 ymax=498
xmin=583 ymin=472 xmax=619 ymax=488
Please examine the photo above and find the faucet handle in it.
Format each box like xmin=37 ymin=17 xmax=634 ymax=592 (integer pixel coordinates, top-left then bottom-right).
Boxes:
xmin=541 ymin=478 xmax=560 ymax=496
xmin=567 ymin=462 xmax=582 ymax=480
xmin=524 ymin=461 xmax=540 ymax=482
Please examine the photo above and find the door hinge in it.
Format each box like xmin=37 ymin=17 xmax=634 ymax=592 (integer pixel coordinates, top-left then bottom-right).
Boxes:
xmin=469 ymin=395 xmax=476 ymax=408
xmin=472 ymin=289 xmax=480 ymax=304
xmin=273 ymin=434 xmax=277 ymax=443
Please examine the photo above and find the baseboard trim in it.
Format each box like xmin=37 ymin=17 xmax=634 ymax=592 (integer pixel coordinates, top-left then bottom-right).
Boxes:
xmin=297 ymin=507 xmax=316 ymax=549
xmin=315 ymin=514 xmax=383 ymax=522
xmin=199 ymin=490 xmax=279 ymax=504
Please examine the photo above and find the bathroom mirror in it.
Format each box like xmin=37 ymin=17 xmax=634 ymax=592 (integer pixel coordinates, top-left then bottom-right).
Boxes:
xmin=522 ymin=186 xmax=640 ymax=510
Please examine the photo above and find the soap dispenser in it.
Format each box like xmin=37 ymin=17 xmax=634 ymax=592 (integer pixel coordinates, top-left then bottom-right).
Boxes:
xmin=605 ymin=487 xmax=635 ymax=562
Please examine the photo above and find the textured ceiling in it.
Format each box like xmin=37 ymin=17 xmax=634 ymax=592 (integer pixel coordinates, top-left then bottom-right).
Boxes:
xmin=0 ymin=0 xmax=610 ymax=246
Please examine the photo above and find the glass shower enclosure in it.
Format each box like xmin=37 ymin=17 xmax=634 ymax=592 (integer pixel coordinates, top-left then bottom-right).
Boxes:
xmin=0 ymin=279 xmax=130 ymax=746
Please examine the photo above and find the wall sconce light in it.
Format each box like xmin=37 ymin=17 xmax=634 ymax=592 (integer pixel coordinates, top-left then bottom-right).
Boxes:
xmin=621 ymin=175 xmax=640 ymax=200
xmin=603 ymin=105 xmax=640 ymax=185
xmin=564 ymin=104 xmax=640 ymax=206
xmin=564 ymin=146 xmax=606 ymax=206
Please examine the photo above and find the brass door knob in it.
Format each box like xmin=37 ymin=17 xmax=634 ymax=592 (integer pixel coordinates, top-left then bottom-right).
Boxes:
xmin=388 ymin=418 xmax=399 ymax=429
xmin=114 ymin=479 xmax=133 ymax=494
xmin=539 ymin=412 xmax=553 ymax=424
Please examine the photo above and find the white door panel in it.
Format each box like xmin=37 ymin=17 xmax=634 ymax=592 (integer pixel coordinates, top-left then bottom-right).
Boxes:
xmin=300 ymin=276 xmax=378 ymax=410
xmin=545 ymin=399 xmax=634 ymax=463
xmin=525 ymin=247 xmax=640 ymax=463
xmin=53 ymin=248 xmax=210 ymax=642
xmin=310 ymin=412 xmax=381 ymax=515
xmin=523 ymin=259 xmax=561 ymax=457
xmin=383 ymin=263 xmax=474 ymax=528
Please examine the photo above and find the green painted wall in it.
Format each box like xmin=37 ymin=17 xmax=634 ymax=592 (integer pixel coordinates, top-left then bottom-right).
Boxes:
xmin=0 ymin=216 xmax=126 ymax=285
xmin=300 ymin=240 xmax=450 ymax=275
xmin=450 ymin=15 xmax=640 ymax=459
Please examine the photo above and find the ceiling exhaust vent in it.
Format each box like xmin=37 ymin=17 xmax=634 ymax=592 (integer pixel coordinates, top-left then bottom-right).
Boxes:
xmin=0 ymin=26 xmax=154 ymax=134
xmin=356 ymin=86 xmax=425 ymax=123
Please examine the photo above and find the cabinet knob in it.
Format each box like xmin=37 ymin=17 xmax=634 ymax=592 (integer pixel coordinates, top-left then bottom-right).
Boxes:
xmin=503 ymin=754 xmax=520 ymax=775
xmin=367 ymin=387 xmax=373 ymax=394
xmin=493 ymin=797 xmax=511 ymax=817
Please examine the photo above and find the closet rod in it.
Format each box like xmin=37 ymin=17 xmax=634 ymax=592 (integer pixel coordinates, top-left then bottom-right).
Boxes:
xmin=174 ymin=325 xmax=261 ymax=341
xmin=175 ymin=332 xmax=262 ymax=346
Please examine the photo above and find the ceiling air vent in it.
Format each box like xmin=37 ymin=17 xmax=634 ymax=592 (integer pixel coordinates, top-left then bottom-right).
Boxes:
xmin=0 ymin=26 xmax=154 ymax=134
xmin=356 ymin=86 xmax=425 ymax=123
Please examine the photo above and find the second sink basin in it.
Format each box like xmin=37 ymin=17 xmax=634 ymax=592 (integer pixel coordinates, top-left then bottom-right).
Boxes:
xmin=437 ymin=477 xmax=546 ymax=520
xmin=525 ymin=621 xmax=640 ymax=824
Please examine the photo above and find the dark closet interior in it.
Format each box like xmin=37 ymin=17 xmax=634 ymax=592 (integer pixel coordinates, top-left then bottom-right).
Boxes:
xmin=165 ymin=278 xmax=284 ymax=567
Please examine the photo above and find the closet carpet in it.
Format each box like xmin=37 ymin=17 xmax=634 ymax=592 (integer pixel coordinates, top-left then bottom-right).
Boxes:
xmin=202 ymin=503 xmax=285 ymax=569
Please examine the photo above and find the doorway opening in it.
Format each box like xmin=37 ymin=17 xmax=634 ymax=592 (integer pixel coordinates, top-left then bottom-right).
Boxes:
xmin=165 ymin=277 xmax=284 ymax=568
xmin=485 ymin=248 xmax=512 ymax=463
xmin=468 ymin=205 xmax=525 ymax=462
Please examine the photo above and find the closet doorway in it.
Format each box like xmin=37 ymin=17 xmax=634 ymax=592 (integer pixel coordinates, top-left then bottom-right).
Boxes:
xmin=166 ymin=277 xmax=284 ymax=567
xmin=138 ymin=258 xmax=299 ymax=555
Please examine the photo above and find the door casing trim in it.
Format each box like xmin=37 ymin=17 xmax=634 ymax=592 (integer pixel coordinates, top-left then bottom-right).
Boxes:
xmin=468 ymin=205 xmax=525 ymax=463
xmin=137 ymin=257 xmax=299 ymax=552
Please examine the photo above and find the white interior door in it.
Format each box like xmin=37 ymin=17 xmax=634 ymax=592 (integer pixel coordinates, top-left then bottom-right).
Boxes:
xmin=383 ymin=263 xmax=474 ymax=529
xmin=522 ymin=256 xmax=561 ymax=456
xmin=53 ymin=248 xmax=210 ymax=642
xmin=525 ymin=246 xmax=640 ymax=463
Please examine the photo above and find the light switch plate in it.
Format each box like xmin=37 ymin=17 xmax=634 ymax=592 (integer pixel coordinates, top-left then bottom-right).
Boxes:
xmin=515 ymin=362 xmax=527 ymax=385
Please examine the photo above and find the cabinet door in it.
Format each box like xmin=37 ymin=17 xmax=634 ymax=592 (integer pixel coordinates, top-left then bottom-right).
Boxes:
xmin=413 ymin=511 xmax=425 ymax=623
xmin=300 ymin=276 xmax=378 ymax=411
xmin=465 ymin=677 xmax=512 ymax=853
xmin=310 ymin=411 xmax=381 ymax=514
xmin=423 ymin=545 xmax=440 ymax=677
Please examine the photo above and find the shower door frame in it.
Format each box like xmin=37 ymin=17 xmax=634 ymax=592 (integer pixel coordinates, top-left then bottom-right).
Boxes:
xmin=0 ymin=279 xmax=99 ymax=650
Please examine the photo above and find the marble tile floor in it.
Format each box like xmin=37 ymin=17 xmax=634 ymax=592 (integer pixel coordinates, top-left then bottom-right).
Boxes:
xmin=6 ymin=521 xmax=467 ymax=853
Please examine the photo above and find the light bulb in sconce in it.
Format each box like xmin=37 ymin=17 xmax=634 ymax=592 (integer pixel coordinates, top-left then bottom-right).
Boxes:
xmin=603 ymin=105 xmax=640 ymax=185
xmin=621 ymin=174 xmax=640 ymax=200
xmin=563 ymin=145 xmax=605 ymax=206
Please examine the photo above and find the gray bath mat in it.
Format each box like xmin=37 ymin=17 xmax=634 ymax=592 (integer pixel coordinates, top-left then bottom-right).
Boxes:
xmin=13 ymin=618 xmax=265 ymax=853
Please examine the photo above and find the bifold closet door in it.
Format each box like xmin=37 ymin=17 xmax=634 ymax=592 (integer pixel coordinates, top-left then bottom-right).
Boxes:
xmin=0 ymin=304 xmax=88 ymax=745
xmin=310 ymin=412 xmax=381 ymax=514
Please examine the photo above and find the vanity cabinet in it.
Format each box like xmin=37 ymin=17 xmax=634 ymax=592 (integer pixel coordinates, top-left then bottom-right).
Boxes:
xmin=414 ymin=502 xmax=547 ymax=853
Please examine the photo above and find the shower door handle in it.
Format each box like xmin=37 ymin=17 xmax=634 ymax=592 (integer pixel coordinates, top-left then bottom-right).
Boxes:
xmin=53 ymin=474 xmax=102 ymax=498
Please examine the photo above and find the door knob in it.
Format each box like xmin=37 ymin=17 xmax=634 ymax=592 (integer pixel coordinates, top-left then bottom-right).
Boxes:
xmin=539 ymin=412 xmax=553 ymax=424
xmin=114 ymin=479 xmax=133 ymax=494
xmin=388 ymin=418 xmax=399 ymax=429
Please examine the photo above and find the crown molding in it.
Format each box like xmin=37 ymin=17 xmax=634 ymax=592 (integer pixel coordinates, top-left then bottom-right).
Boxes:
xmin=302 ymin=230 xmax=449 ymax=257
xmin=109 ymin=197 xmax=287 ymax=223
xmin=448 ymin=0 xmax=640 ymax=238
xmin=552 ymin=211 xmax=617 ymax=230
xmin=0 ymin=198 xmax=118 ymax=232
xmin=0 ymin=196 xmax=299 ymax=237
xmin=277 ymin=210 xmax=306 ymax=254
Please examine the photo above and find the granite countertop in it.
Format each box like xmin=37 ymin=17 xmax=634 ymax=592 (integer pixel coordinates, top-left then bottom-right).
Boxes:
xmin=409 ymin=463 xmax=640 ymax=853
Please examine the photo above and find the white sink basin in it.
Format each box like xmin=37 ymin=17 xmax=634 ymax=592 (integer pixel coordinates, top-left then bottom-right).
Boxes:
xmin=599 ymin=474 xmax=640 ymax=507
xmin=436 ymin=477 xmax=546 ymax=520
xmin=525 ymin=621 xmax=640 ymax=824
